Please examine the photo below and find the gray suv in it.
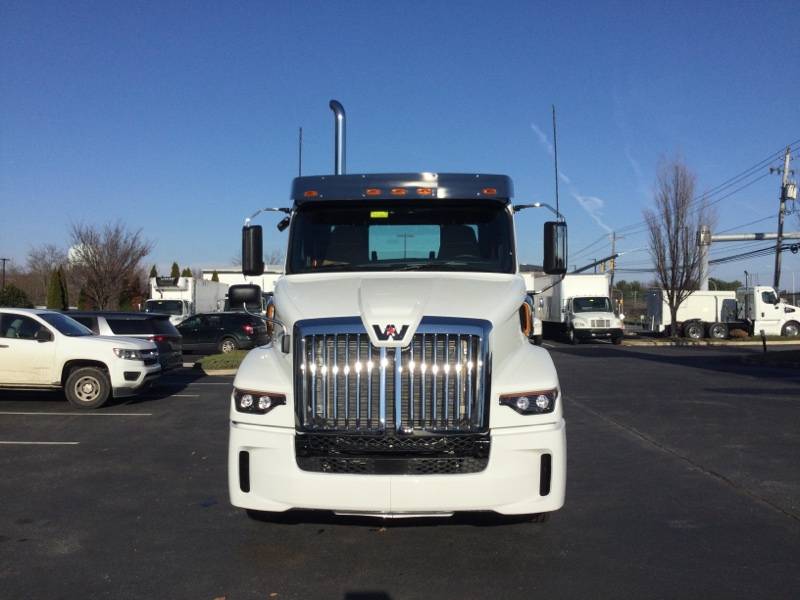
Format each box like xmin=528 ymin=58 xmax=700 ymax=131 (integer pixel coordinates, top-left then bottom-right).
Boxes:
xmin=66 ymin=312 xmax=183 ymax=371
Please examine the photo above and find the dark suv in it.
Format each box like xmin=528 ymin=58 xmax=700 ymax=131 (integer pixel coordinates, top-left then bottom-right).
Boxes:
xmin=66 ymin=311 xmax=183 ymax=371
xmin=176 ymin=312 xmax=268 ymax=354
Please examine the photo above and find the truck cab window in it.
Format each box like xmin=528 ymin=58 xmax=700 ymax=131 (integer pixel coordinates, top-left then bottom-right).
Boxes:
xmin=761 ymin=291 xmax=778 ymax=305
xmin=288 ymin=201 xmax=514 ymax=274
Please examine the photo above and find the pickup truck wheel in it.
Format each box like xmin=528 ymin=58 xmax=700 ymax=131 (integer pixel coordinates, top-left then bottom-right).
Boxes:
xmin=683 ymin=322 xmax=704 ymax=339
xmin=65 ymin=367 xmax=111 ymax=409
xmin=781 ymin=321 xmax=800 ymax=337
xmin=709 ymin=323 xmax=728 ymax=339
xmin=218 ymin=337 xmax=238 ymax=354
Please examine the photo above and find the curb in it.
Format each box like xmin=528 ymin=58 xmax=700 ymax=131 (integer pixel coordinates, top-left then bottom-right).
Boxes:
xmin=622 ymin=339 xmax=800 ymax=347
xmin=198 ymin=368 xmax=238 ymax=376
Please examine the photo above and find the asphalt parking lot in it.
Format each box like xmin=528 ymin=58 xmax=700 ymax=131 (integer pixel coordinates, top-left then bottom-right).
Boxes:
xmin=1 ymin=344 xmax=799 ymax=600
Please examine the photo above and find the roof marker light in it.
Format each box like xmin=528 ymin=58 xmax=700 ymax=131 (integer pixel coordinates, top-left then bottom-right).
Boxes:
xmin=417 ymin=188 xmax=433 ymax=196
xmin=482 ymin=187 xmax=497 ymax=195
xmin=390 ymin=188 xmax=407 ymax=196
xmin=365 ymin=188 xmax=381 ymax=196
xmin=304 ymin=190 xmax=319 ymax=197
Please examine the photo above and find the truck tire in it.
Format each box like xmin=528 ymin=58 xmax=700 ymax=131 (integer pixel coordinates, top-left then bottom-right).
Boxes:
xmin=567 ymin=328 xmax=579 ymax=345
xmin=708 ymin=322 xmax=728 ymax=339
xmin=781 ymin=321 xmax=800 ymax=337
xmin=683 ymin=322 xmax=704 ymax=340
xmin=612 ymin=334 xmax=623 ymax=345
xmin=65 ymin=366 xmax=111 ymax=409
xmin=533 ymin=335 xmax=543 ymax=346
xmin=218 ymin=337 xmax=238 ymax=354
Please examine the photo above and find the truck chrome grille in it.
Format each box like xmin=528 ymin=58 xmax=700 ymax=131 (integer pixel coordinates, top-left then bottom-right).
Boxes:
xmin=590 ymin=319 xmax=611 ymax=328
xmin=294 ymin=319 xmax=490 ymax=434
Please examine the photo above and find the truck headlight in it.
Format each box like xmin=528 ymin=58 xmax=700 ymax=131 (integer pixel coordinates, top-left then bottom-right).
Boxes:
xmin=113 ymin=348 xmax=144 ymax=360
xmin=499 ymin=389 xmax=558 ymax=414
xmin=233 ymin=388 xmax=286 ymax=414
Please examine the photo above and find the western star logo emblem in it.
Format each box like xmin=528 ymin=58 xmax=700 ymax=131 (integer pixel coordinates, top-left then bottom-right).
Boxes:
xmin=373 ymin=324 xmax=409 ymax=341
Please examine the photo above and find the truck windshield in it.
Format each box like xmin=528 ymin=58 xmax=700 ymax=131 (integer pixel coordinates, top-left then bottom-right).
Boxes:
xmin=287 ymin=201 xmax=515 ymax=274
xmin=145 ymin=300 xmax=184 ymax=316
xmin=572 ymin=297 xmax=612 ymax=313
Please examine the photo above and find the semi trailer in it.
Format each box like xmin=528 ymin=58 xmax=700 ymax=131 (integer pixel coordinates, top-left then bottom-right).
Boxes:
xmin=145 ymin=277 xmax=229 ymax=325
xmin=227 ymin=101 xmax=569 ymax=520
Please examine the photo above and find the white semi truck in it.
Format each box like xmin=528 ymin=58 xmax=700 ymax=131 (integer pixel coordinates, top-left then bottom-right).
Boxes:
xmin=538 ymin=273 xmax=624 ymax=344
xmin=144 ymin=277 xmax=229 ymax=325
xmin=646 ymin=286 xmax=800 ymax=339
xmin=227 ymin=99 xmax=568 ymax=521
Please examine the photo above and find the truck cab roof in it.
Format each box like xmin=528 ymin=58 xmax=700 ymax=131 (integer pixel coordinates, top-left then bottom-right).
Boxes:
xmin=291 ymin=173 xmax=513 ymax=204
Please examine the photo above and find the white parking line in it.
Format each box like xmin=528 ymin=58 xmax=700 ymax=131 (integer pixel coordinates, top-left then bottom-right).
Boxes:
xmin=0 ymin=441 xmax=80 ymax=445
xmin=0 ymin=412 xmax=151 ymax=417
xmin=543 ymin=343 xmax=555 ymax=348
xmin=170 ymin=394 xmax=199 ymax=398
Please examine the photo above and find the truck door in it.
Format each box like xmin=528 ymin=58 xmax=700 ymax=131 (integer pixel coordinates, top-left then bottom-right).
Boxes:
xmin=754 ymin=289 xmax=782 ymax=335
xmin=0 ymin=313 xmax=56 ymax=384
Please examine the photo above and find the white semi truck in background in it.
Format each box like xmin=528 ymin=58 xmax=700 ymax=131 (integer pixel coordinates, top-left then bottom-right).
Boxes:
xmin=645 ymin=286 xmax=800 ymax=339
xmin=538 ymin=273 xmax=624 ymax=344
xmin=145 ymin=277 xmax=229 ymax=325
xmin=227 ymin=99 xmax=569 ymax=521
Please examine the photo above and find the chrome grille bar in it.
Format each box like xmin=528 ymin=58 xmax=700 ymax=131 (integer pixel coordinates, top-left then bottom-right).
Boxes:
xmin=295 ymin=318 xmax=490 ymax=434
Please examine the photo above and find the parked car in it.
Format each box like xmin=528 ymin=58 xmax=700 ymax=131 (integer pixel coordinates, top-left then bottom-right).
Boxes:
xmin=0 ymin=308 xmax=160 ymax=409
xmin=66 ymin=311 xmax=183 ymax=371
xmin=176 ymin=311 xmax=268 ymax=354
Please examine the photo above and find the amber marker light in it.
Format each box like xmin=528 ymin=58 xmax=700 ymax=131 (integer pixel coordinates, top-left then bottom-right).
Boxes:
xmin=365 ymin=188 xmax=382 ymax=196
xmin=417 ymin=188 xmax=433 ymax=196
xmin=304 ymin=190 xmax=319 ymax=197
xmin=482 ymin=187 xmax=497 ymax=195
xmin=390 ymin=188 xmax=407 ymax=196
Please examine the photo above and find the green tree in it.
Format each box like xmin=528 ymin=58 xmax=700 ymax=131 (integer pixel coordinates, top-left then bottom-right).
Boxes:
xmin=170 ymin=262 xmax=180 ymax=278
xmin=0 ymin=284 xmax=33 ymax=308
xmin=46 ymin=267 xmax=69 ymax=310
xmin=708 ymin=277 xmax=742 ymax=291
xmin=181 ymin=267 xmax=192 ymax=277
xmin=211 ymin=270 xmax=219 ymax=282
xmin=149 ymin=265 xmax=158 ymax=278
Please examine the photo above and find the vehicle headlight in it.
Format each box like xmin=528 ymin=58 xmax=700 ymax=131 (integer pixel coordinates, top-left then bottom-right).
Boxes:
xmin=572 ymin=319 xmax=587 ymax=328
xmin=233 ymin=388 xmax=286 ymax=414
xmin=113 ymin=348 xmax=144 ymax=360
xmin=499 ymin=389 xmax=558 ymax=415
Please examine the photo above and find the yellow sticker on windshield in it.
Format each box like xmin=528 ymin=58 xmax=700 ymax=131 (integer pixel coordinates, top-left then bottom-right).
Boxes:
xmin=370 ymin=211 xmax=389 ymax=219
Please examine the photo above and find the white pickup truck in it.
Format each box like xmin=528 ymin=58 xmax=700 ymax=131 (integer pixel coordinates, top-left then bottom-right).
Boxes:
xmin=0 ymin=308 xmax=161 ymax=408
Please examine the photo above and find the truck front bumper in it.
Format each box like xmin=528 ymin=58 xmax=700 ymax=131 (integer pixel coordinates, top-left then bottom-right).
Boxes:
xmin=112 ymin=363 xmax=162 ymax=397
xmin=228 ymin=420 xmax=566 ymax=516
xmin=574 ymin=327 xmax=623 ymax=340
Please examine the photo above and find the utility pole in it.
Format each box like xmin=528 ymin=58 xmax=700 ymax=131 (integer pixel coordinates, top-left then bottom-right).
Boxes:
xmin=772 ymin=146 xmax=793 ymax=290
xmin=609 ymin=231 xmax=623 ymax=296
xmin=0 ymin=258 xmax=9 ymax=291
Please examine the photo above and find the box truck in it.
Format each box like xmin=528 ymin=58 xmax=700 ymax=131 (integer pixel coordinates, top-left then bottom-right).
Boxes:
xmin=539 ymin=273 xmax=624 ymax=344
xmin=144 ymin=277 xmax=229 ymax=325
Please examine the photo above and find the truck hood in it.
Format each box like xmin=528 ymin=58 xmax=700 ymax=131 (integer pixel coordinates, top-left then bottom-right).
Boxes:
xmin=275 ymin=272 xmax=525 ymax=346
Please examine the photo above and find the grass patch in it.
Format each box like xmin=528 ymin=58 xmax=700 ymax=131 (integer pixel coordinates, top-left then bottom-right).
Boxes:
xmin=197 ymin=350 xmax=248 ymax=370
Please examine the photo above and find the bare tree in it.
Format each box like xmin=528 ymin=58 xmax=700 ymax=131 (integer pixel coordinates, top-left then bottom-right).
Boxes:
xmin=265 ymin=248 xmax=285 ymax=267
xmin=26 ymin=244 xmax=67 ymax=305
xmin=69 ymin=222 xmax=153 ymax=310
xmin=644 ymin=158 xmax=711 ymax=336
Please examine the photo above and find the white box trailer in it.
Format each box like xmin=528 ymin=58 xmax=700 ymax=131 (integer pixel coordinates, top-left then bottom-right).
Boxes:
xmin=538 ymin=273 xmax=624 ymax=344
xmin=145 ymin=277 xmax=229 ymax=325
xmin=202 ymin=266 xmax=283 ymax=294
xmin=645 ymin=290 xmax=736 ymax=335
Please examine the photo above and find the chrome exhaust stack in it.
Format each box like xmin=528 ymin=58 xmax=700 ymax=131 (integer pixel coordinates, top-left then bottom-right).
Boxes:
xmin=329 ymin=99 xmax=346 ymax=175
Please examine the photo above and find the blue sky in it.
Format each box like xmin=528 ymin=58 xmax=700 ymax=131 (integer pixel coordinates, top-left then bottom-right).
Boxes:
xmin=2 ymin=1 xmax=799 ymax=286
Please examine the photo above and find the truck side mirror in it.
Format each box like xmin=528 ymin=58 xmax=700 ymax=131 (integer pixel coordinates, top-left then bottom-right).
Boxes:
xmin=543 ymin=221 xmax=567 ymax=275
xmin=242 ymin=225 xmax=265 ymax=276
